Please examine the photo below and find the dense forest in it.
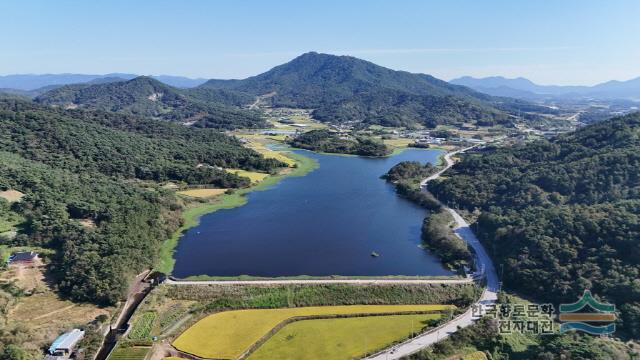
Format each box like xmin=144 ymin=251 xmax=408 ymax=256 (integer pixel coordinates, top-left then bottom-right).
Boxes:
xmin=0 ymin=99 xmax=284 ymax=304
xmin=289 ymin=129 xmax=390 ymax=156
xmin=35 ymin=76 xmax=265 ymax=129
xmin=429 ymin=113 xmax=640 ymax=338
xmin=200 ymin=52 xmax=545 ymax=128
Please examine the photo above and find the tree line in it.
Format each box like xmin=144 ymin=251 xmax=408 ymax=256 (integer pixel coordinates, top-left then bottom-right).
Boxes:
xmin=429 ymin=113 xmax=640 ymax=338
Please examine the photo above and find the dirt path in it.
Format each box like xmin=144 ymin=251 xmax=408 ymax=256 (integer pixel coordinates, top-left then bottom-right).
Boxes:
xmin=31 ymin=304 xmax=76 ymax=320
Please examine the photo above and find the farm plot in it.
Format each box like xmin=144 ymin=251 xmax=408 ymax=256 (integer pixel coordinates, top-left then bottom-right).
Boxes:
xmin=128 ymin=312 xmax=157 ymax=340
xmin=173 ymin=304 xmax=452 ymax=359
xmin=108 ymin=346 xmax=150 ymax=360
xmin=249 ymin=313 xmax=441 ymax=360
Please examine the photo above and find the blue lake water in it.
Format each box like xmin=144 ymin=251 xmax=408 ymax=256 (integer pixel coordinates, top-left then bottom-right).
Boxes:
xmin=172 ymin=149 xmax=453 ymax=278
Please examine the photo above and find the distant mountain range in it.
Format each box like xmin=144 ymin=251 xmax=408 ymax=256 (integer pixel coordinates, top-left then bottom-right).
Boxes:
xmin=35 ymin=76 xmax=265 ymax=129
xmin=200 ymin=52 xmax=545 ymax=128
xmin=8 ymin=52 xmax=558 ymax=129
xmin=450 ymin=76 xmax=640 ymax=101
xmin=0 ymin=73 xmax=207 ymax=90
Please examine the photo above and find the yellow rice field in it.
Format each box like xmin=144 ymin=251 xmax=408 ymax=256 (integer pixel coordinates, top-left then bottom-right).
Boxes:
xmin=176 ymin=188 xmax=227 ymax=198
xmin=173 ymin=304 xmax=452 ymax=359
xmin=383 ymin=138 xmax=414 ymax=148
xmin=249 ymin=313 xmax=441 ymax=360
xmin=225 ymin=169 xmax=270 ymax=183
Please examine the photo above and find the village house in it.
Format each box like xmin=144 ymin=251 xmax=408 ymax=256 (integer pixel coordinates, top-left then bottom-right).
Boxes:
xmin=7 ymin=251 xmax=37 ymax=265
xmin=46 ymin=329 xmax=85 ymax=359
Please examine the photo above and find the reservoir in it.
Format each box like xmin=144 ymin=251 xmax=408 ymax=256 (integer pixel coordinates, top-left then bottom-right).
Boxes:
xmin=172 ymin=149 xmax=453 ymax=278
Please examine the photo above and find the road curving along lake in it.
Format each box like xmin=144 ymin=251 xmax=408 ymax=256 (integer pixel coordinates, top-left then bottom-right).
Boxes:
xmin=172 ymin=149 xmax=454 ymax=278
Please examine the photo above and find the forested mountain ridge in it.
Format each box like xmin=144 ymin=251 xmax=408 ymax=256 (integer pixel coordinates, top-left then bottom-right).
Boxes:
xmin=200 ymin=52 xmax=529 ymax=128
xmin=429 ymin=113 xmax=640 ymax=337
xmin=0 ymin=99 xmax=284 ymax=304
xmin=35 ymin=76 xmax=265 ymax=129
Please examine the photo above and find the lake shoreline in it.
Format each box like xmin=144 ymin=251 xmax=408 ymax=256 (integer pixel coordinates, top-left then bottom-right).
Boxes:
xmin=176 ymin=274 xmax=464 ymax=281
xmin=162 ymin=146 xmax=450 ymax=277
xmin=155 ymin=151 xmax=318 ymax=274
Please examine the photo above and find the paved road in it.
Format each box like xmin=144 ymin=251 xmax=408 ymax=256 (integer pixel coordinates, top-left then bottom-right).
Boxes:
xmin=165 ymin=278 xmax=473 ymax=286
xmin=366 ymin=147 xmax=499 ymax=360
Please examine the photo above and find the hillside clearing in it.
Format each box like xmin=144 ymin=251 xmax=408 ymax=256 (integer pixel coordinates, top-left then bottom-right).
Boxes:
xmin=225 ymin=169 xmax=270 ymax=183
xmin=0 ymin=189 xmax=24 ymax=203
xmin=176 ymin=188 xmax=227 ymax=198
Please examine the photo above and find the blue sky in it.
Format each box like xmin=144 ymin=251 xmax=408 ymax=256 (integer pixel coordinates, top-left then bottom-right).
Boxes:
xmin=1 ymin=0 xmax=639 ymax=85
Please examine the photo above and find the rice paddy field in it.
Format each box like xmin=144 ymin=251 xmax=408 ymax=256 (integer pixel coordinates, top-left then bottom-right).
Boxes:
xmin=173 ymin=304 xmax=452 ymax=359
xmin=248 ymin=313 xmax=441 ymax=360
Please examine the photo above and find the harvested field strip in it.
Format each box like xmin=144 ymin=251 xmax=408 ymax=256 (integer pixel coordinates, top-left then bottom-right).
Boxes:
xmin=177 ymin=188 xmax=227 ymax=198
xmin=173 ymin=304 xmax=452 ymax=359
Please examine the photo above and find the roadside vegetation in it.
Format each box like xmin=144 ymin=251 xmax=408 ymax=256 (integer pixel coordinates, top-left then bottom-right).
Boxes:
xmin=383 ymin=161 xmax=442 ymax=211
xmin=430 ymin=113 xmax=640 ymax=339
xmin=421 ymin=210 xmax=471 ymax=270
xmin=407 ymin=294 xmax=638 ymax=360
xmin=383 ymin=159 xmax=472 ymax=272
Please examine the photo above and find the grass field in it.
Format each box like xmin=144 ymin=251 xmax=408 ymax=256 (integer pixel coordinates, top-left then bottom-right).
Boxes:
xmin=249 ymin=313 xmax=441 ymax=360
xmin=173 ymin=304 xmax=452 ymax=359
xmin=251 ymin=145 xmax=296 ymax=166
xmin=225 ymin=169 xmax=270 ymax=183
xmin=463 ymin=351 xmax=488 ymax=360
xmin=176 ymin=188 xmax=227 ymax=198
xmin=107 ymin=346 xmax=151 ymax=360
xmin=235 ymin=135 xmax=297 ymax=166
xmin=382 ymin=138 xmax=415 ymax=148
xmin=0 ymin=255 xmax=112 ymax=358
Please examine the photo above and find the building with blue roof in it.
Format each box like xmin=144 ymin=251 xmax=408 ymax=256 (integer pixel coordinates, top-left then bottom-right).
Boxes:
xmin=48 ymin=329 xmax=84 ymax=357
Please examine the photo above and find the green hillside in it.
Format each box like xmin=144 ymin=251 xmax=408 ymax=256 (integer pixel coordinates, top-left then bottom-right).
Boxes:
xmin=0 ymin=99 xmax=284 ymax=304
xmin=200 ymin=52 xmax=533 ymax=128
xmin=430 ymin=113 xmax=640 ymax=337
xmin=35 ymin=76 xmax=265 ymax=129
